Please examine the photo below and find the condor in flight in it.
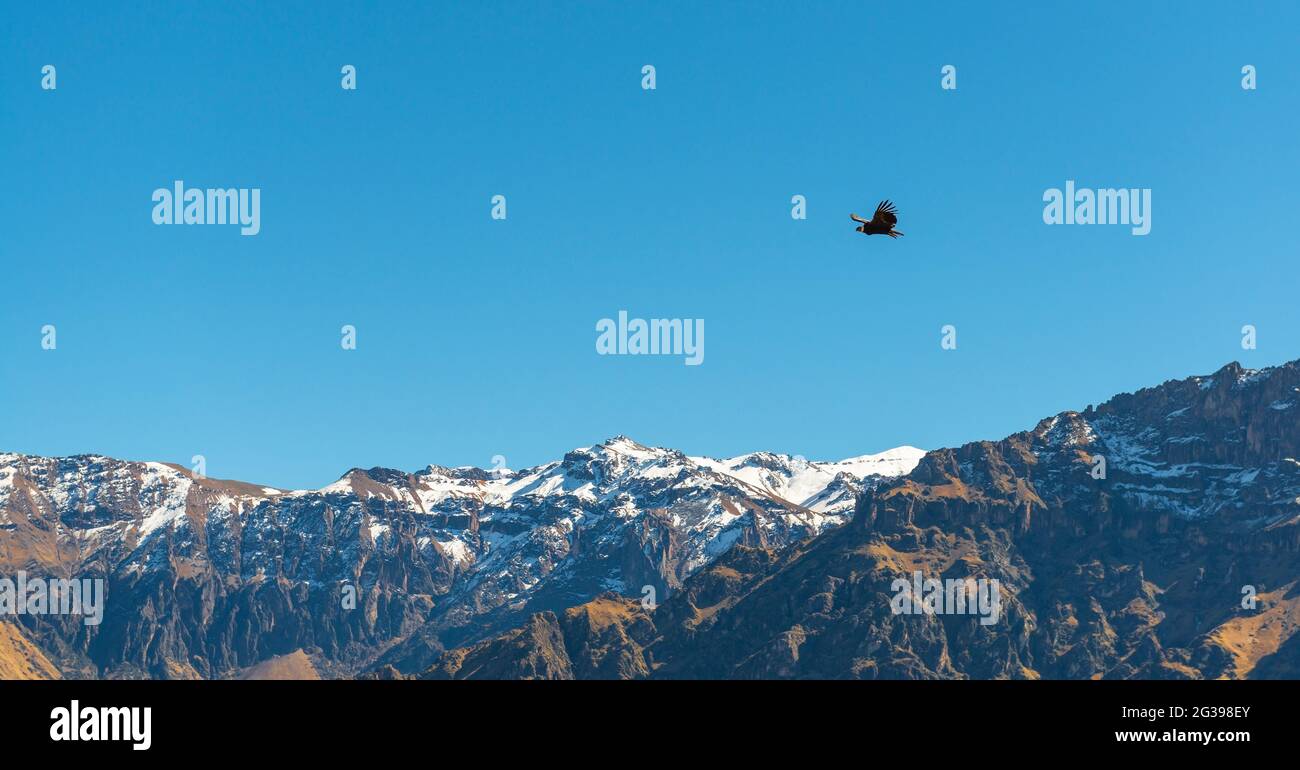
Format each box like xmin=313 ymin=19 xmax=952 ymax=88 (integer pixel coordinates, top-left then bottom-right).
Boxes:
xmin=850 ymin=200 xmax=904 ymax=238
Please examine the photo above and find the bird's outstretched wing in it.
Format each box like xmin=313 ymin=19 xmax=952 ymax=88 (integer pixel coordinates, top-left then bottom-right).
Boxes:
xmin=869 ymin=200 xmax=899 ymax=228
xmin=849 ymin=212 xmax=868 ymax=224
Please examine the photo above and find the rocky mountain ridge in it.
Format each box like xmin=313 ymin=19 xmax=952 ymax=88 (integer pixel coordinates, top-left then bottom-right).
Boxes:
xmin=419 ymin=360 xmax=1300 ymax=680
xmin=0 ymin=437 xmax=920 ymax=678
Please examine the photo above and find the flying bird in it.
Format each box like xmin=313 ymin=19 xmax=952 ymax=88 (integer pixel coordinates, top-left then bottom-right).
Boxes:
xmin=851 ymin=200 xmax=904 ymax=238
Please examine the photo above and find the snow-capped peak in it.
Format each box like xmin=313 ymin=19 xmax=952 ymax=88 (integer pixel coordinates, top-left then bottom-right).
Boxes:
xmin=290 ymin=437 xmax=923 ymax=520
xmin=691 ymin=444 xmax=924 ymax=513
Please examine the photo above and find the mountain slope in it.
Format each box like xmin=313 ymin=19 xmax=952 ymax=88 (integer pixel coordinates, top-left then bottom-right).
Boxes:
xmin=422 ymin=359 xmax=1300 ymax=680
xmin=0 ymin=621 xmax=61 ymax=680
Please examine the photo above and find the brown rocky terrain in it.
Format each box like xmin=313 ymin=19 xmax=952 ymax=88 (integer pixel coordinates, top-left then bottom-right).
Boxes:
xmin=421 ymin=360 xmax=1300 ymax=679
xmin=0 ymin=621 xmax=61 ymax=680
xmin=236 ymin=649 xmax=322 ymax=680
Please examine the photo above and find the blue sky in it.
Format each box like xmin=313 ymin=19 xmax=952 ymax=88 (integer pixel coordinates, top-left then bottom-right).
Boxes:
xmin=2 ymin=1 xmax=1297 ymax=489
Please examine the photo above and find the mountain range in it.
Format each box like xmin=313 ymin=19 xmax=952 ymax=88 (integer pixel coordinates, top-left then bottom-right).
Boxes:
xmin=6 ymin=357 xmax=1300 ymax=679
xmin=0 ymin=433 xmax=921 ymax=678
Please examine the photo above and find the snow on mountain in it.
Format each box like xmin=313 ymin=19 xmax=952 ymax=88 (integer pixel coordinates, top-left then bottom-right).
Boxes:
xmin=291 ymin=436 xmax=921 ymax=578
xmin=0 ymin=436 xmax=919 ymax=677
xmin=693 ymin=445 xmax=925 ymax=513
xmin=1025 ymin=361 xmax=1300 ymax=522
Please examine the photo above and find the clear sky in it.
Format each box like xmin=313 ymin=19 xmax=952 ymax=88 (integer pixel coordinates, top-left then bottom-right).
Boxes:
xmin=2 ymin=1 xmax=1297 ymax=489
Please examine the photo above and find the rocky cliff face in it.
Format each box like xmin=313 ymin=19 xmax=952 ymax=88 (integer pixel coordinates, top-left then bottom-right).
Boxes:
xmin=423 ymin=360 xmax=1300 ymax=679
xmin=0 ymin=437 xmax=918 ymax=678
